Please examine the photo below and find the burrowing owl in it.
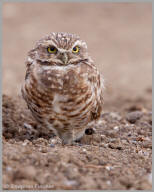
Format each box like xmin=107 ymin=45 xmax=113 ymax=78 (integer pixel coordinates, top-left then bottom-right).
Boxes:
xmin=22 ymin=32 xmax=104 ymax=144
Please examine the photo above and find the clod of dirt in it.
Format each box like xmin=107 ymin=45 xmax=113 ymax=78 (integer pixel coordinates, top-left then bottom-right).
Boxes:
xmin=108 ymin=112 xmax=122 ymax=121
xmin=108 ymin=143 xmax=123 ymax=150
xmin=126 ymin=111 xmax=143 ymax=124
xmin=13 ymin=166 xmax=37 ymax=181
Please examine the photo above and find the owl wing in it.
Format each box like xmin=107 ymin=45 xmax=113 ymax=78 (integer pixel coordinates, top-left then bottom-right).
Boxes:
xmin=91 ymin=93 xmax=103 ymax=121
xmin=89 ymin=66 xmax=104 ymax=121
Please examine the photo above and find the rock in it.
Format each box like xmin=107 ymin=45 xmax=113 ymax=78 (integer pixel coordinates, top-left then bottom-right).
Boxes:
xmin=13 ymin=166 xmax=37 ymax=180
xmin=126 ymin=111 xmax=143 ymax=124
xmin=50 ymin=144 xmax=55 ymax=148
xmin=64 ymin=166 xmax=79 ymax=180
xmin=39 ymin=147 xmax=48 ymax=153
xmin=142 ymin=141 xmax=152 ymax=149
xmin=64 ymin=179 xmax=79 ymax=187
xmin=120 ymin=178 xmax=133 ymax=189
xmin=98 ymin=159 xmax=107 ymax=166
xmin=108 ymin=143 xmax=123 ymax=150
xmin=91 ymin=158 xmax=99 ymax=165
xmin=109 ymin=112 xmax=122 ymax=121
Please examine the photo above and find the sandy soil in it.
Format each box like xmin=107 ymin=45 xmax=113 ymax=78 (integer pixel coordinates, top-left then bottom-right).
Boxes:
xmin=2 ymin=2 xmax=152 ymax=190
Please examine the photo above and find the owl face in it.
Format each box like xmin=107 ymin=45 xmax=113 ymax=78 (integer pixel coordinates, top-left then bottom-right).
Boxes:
xmin=33 ymin=32 xmax=89 ymax=66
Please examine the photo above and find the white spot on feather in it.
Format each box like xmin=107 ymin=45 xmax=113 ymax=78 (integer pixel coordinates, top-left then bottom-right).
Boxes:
xmin=72 ymin=40 xmax=87 ymax=49
xmin=52 ymin=94 xmax=61 ymax=113
xmin=52 ymin=94 xmax=68 ymax=113
xmin=27 ymin=57 xmax=33 ymax=63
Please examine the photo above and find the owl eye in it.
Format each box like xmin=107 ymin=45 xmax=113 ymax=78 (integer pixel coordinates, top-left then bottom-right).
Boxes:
xmin=47 ymin=46 xmax=57 ymax=54
xmin=72 ymin=46 xmax=79 ymax=53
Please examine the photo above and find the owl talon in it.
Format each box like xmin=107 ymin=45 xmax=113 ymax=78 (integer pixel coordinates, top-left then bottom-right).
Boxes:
xmin=85 ymin=128 xmax=95 ymax=135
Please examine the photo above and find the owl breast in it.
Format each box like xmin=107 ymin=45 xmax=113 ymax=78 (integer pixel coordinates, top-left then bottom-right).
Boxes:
xmin=22 ymin=61 xmax=102 ymax=143
xmin=36 ymin=63 xmax=96 ymax=120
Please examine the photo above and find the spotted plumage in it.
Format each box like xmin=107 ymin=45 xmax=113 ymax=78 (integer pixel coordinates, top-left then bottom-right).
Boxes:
xmin=22 ymin=32 xmax=104 ymax=144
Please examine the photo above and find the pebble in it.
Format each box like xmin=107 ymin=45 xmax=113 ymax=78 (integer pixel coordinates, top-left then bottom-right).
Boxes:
xmin=6 ymin=166 xmax=12 ymax=172
xmin=143 ymin=141 xmax=152 ymax=149
xmin=82 ymin=148 xmax=87 ymax=152
xmin=64 ymin=166 xmax=79 ymax=180
xmin=113 ymin=126 xmax=119 ymax=130
xmin=106 ymin=180 xmax=111 ymax=185
xmin=64 ymin=179 xmax=78 ymax=187
xmin=126 ymin=111 xmax=143 ymax=124
xmin=91 ymin=159 xmax=99 ymax=165
xmin=105 ymin=130 xmax=117 ymax=138
xmin=109 ymin=112 xmax=122 ymax=121
xmin=39 ymin=147 xmax=48 ymax=153
xmin=110 ymin=138 xmax=118 ymax=143
xmin=105 ymin=166 xmax=113 ymax=171
xmin=148 ymin=173 xmax=152 ymax=184
xmin=22 ymin=143 xmax=27 ymax=146
xmin=36 ymin=138 xmax=49 ymax=145
xmin=14 ymin=166 xmax=37 ymax=180
xmin=93 ymin=135 xmax=102 ymax=143
xmin=131 ymin=140 xmax=137 ymax=144
xmin=99 ymin=143 xmax=108 ymax=148
xmin=86 ymin=154 xmax=93 ymax=161
xmin=120 ymin=178 xmax=133 ymax=188
xmin=8 ymin=139 xmax=15 ymax=144
xmin=22 ymin=140 xmax=29 ymax=146
xmin=50 ymin=144 xmax=55 ymax=148
xmin=100 ymin=135 xmax=108 ymax=142
xmin=108 ymin=143 xmax=123 ymax=150
xmin=23 ymin=149 xmax=32 ymax=154
xmin=99 ymin=159 xmax=107 ymax=166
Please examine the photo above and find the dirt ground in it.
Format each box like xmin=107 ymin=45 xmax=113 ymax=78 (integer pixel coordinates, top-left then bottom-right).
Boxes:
xmin=2 ymin=2 xmax=152 ymax=190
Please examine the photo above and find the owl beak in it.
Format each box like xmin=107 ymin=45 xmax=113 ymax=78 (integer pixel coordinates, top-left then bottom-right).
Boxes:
xmin=61 ymin=53 xmax=68 ymax=64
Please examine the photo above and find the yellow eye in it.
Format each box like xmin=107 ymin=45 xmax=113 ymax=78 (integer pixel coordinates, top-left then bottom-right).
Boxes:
xmin=47 ymin=46 xmax=57 ymax=54
xmin=72 ymin=46 xmax=79 ymax=53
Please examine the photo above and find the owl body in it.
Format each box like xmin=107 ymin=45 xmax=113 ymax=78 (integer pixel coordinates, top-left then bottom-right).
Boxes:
xmin=22 ymin=32 xmax=104 ymax=144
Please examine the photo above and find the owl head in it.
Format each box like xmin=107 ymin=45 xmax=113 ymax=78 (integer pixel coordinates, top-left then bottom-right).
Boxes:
xmin=30 ymin=32 xmax=90 ymax=66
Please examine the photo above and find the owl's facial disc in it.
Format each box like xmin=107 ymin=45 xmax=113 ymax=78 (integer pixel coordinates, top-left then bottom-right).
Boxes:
xmin=43 ymin=39 xmax=88 ymax=65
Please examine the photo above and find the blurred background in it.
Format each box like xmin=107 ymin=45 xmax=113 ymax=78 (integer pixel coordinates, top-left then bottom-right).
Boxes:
xmin=2 ymin=2 xmax=152 ymax=108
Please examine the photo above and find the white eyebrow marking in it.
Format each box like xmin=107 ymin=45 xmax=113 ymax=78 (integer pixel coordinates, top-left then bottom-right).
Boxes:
xmin=27 ymin=57 xmax=33 ymax=63
xmin=72 ymin=40 xmax=87 ymax=49
xmin=45 ymin=40 xmax=58 ymax=48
